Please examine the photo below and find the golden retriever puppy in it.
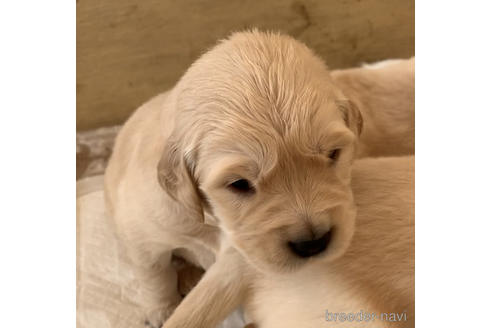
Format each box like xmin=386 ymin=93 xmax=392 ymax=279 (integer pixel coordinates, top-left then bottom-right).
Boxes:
xmin=163 ymin=59 xmax=415 ymax=327
xmin=105 ymin=30 xmax=414 ymax=327
xmin=166 ymin=156 xmax=414 ymax=328
xmin=165 ymin=58 xmax=415 ymax=328
xmin=164 ymin=58 xmax=415 ymax=328
xmin=105 ymin=30 xmax=362 ymax=327
xmin=332 ymin=58 xmax=415 ymax=157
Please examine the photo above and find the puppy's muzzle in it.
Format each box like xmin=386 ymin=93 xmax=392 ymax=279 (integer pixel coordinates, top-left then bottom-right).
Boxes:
xmin=288 ymin=230 xmax=332 ymax=258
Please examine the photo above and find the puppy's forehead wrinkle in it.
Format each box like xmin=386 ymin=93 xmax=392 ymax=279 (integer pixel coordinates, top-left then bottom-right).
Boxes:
xmin=208 ymin=129 xmax=278 ymax=172
xmin=203 ymin=101 xmax=341 ymax=160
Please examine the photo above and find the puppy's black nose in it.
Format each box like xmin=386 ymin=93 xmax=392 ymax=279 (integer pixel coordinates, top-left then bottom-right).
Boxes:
xmin=288 ymin=230 xmax=332 ymax=258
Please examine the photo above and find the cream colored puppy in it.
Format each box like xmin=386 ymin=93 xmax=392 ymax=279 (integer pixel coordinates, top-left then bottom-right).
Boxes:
xmin=163 ymin=58 xmax=415 ymax=328
xmin=105 ymin=30 xmax=414 ymax=327
xmin=105 ymin=30 xmax=363 ymax=327
xmin=243 ymin=156 xmax=414 ymax=328
xmin=332 ymin=58 xmax=415 ymax=157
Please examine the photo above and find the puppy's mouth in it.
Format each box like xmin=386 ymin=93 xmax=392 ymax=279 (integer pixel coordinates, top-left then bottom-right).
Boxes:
xmin=287 ymin=229 xmax=333 ymax=259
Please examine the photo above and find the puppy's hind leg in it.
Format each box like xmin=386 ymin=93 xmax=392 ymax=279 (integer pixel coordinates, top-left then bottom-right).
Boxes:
xmin=128 ymin=247 xmax=182 ymax=328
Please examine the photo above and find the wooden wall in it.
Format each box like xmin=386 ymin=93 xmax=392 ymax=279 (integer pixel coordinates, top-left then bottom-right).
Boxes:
xmin=77 ymin=0 xmax=414 ymax=131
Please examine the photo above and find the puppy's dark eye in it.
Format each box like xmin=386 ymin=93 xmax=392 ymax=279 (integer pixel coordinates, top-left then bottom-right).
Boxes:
xmin=328 ymin=149 xmax=341 ymax=161
xmin=229 ymin=179 xmax=254 ymax=194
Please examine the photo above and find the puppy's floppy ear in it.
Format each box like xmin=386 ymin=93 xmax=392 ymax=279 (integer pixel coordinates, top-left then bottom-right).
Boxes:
xmin=335 ymin=99 xmax=363 ymax=136
xmin=157 ymin=138 xmax=204 ymax=223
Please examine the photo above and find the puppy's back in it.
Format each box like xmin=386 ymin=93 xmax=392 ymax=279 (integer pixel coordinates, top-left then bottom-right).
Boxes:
xmin=332 ymin=59 xmax=415 ymax=157
xmin=104 ymin=92 xmax=170 ymax=217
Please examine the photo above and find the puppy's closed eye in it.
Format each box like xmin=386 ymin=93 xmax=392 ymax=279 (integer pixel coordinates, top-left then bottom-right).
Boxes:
xmin=228 ymin=179 xmax=255 ymax=194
